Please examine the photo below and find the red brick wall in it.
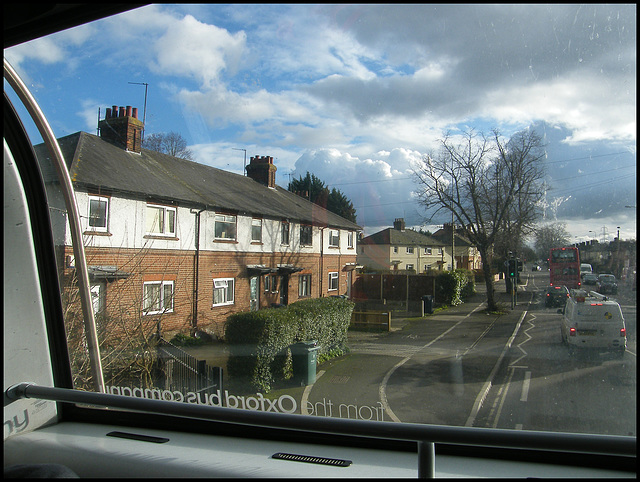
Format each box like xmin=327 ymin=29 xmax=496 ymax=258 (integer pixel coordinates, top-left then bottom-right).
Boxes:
xmin=66 ymin=246 xmax=356 ymax=339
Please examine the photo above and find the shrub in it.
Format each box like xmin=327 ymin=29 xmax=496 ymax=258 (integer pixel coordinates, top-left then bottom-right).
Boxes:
xmin=225 ymin=297 xmax=354 ymax=392
xmin=435 ymin=269 xmax=475 ymax=306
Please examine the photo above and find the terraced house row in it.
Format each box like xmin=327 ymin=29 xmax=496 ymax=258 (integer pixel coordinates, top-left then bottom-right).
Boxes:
xmin=35 ymin=105 xmax=361 ymax=339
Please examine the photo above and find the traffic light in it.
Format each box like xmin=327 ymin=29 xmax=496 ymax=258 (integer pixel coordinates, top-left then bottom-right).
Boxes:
xmin=508 ymin=259 xmax=517 ymax=277
xmin=517 ymin=259 xmax=523 ymax=272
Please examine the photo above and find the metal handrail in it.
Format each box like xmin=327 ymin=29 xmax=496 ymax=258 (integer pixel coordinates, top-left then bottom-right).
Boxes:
xmin=5 ymin=382 xmax=635 ymax=478
xmin=4 ymin=59 xmax=105 ymax=392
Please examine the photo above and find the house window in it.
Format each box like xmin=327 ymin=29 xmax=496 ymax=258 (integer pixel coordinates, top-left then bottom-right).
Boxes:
xmin=406 ymin=264 xmax=414 ymax=271
xmin=142 ymin=281 xmax=174 ymax=315
xmin=90 ymin=282 xmax=106 ymax=315
xmin=438 ymin=247 xmax=443 ymax=255
xmin=146 ymin=204 xmax=176 ymax=236
xmin=88 ymin=195 xmax=109 ymax=232
xmin=425 ymin=247 xmax=432 ymax=255
xmin=213 ymin=278 xmax=234 ymax=306
xmin=329 ymin=229 xmax=340 ymax=247
xmin=406 ymin=246 xmax=414 ymax=254
xmin=393 ymin=246 xmax=398 ymax=253
xmin=300 ymin=224 xmax=312 ymax=246
xmin=281 ymin=221 xmax=290 ymax=245
xmin=264 ymin=275 xmax=277 ymax=292
xmin=298 ymin=274 xmax=311 ymax=297
xmin=328 ymin=272 xmax=339 ymax=291
xmin=215 ymin=214 xmax=236 ymax=240
xmin=251 ymin=218 xmax=262 ymax=242
xmin=347 ymin=231 xmax=354 ymax=248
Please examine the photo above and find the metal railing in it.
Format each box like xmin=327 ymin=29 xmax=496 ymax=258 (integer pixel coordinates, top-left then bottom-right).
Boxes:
xmin=5 ymin=382 xmax=635 ymax=479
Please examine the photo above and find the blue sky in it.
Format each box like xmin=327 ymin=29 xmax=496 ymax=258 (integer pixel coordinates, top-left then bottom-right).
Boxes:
xmin=5 ymin=4 xmax=636 ymax=241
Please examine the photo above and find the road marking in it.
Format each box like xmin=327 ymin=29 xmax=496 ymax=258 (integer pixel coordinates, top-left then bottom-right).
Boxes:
xmin=379 ymin=301 xmax=488 ymax=423
xmin=520 ymin=371 xmax=531 ymax=402
xmin=466 ymin=310 xmax=528 ymax=427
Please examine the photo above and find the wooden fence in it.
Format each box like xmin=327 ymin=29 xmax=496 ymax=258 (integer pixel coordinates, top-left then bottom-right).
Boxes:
xmin=350 ymin=311 xmax=391 ymax=331
xmin=156 ymin=339 xmax=223 ymax=398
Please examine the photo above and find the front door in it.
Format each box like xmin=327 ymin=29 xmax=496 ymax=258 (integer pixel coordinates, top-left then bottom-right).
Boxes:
xmin=279 ymin=275 xmax=288 ymax=305
xmin=250 ymin=276 xmax=258 ymax=311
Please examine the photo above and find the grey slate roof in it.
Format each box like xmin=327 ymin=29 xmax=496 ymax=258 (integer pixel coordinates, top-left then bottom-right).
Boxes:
xmin=361 ymin=227 xmax=445 ymax=247
xmin=35 ymin=131 xmax=361 ymax=231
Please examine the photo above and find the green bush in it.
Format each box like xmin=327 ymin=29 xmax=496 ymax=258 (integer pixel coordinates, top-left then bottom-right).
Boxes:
xmin=435 ymin=269 xmax=475 ymax=306
xmin=225 ymin=297 xmax=354 ymax=392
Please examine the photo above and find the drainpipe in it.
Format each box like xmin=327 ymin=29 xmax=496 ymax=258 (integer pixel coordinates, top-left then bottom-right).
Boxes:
xmin=190 ymin=207 xmax=205 ymax=334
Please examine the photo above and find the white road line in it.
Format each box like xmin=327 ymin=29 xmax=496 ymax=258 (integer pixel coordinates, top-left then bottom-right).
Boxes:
xmin=520 ymin=371 xmax=531 ymax=402
xmin=465 ymin=310 xmax=528 ymax=427
xmin=379 ymin=301 xmax=488 ymax=423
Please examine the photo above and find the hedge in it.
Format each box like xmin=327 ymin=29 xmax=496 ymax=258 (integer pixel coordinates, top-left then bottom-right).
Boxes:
xmin=225 ymin=297 xmax=354 ymax=392
xmin=435 ymin=269 xmax=476 ymax=306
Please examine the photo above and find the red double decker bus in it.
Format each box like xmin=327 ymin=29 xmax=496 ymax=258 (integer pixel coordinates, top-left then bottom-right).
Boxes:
xmin=549 ymin=247 xmax=581 ymax=289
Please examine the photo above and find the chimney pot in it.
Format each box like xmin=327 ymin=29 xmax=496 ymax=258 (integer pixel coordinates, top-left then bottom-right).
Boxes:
xmin=126 ymin=106 xmax=132 ymax=117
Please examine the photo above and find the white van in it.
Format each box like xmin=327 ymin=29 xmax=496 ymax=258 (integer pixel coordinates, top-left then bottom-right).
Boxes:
xmin=580 ymin=263 xmax=593 ymax=278
xmin=560 ymin=290 xmax=626 ymax=357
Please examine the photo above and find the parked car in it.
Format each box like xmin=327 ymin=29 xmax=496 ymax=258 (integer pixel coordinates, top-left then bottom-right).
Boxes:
xmin=597 ymin=274 xmax=618 ymax=294
xmin=545 ymin=285 xmax=570 ymax=308
xmin=582 ymin=273 xmax=598 ymax=285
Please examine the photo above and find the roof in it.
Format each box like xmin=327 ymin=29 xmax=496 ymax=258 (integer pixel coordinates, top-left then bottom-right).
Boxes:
xmin=34 ymin=131 xmax=361 ymax=231
xmin=431 ymin=226 xmax=474 ymax=247
xmin=361 ymin=227 xmax=445 ymax=247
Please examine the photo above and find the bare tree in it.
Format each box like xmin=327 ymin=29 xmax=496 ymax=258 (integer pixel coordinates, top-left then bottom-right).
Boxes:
xmin=412 ymin=129 xmax=546 ymax=311
xmin=534 ymin=222 xmax=571 ymax=261
xmin=144 ymin=131 xmax=194 ymax=160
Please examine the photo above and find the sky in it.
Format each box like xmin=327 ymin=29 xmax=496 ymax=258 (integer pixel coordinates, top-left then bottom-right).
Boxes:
xmin=5 ymin=4 xmax=636 ymax=243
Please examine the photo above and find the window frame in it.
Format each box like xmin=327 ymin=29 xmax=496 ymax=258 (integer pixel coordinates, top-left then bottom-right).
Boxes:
xmin=328 ymin=271 xmax=339 ymax=291
xmin=300 ymin=224 xmax=313 ymax=246
xmin=281 ymin=221 xmax=290 ymax=245
xmin=146 ymin=203 xmax=177 ymax=237
xmin=142 ymin=280 xmax=174 ymax=315
xmin=329 ymin=229 xmax=340 ymax=247
xmin=298 ymin=273 xmax=311 ymax=297
xmin=212 ymin=277 xmax=235 ymax=306
xmin=87 ymin=194 xmax=109 ymax=232
xmin=251 ymin=217 xmax=262 ymax=243
xmin=214 ymin=213 xmax=237 ymax=241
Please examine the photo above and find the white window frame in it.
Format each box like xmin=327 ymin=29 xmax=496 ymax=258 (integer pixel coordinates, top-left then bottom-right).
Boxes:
xmin=329 ymin=229 xmax=340 ymax=247
xmin=213 ymin=278 xmax=235 ymax=306
xmin=406 ymin=264 xmax=414 ymax=271
xmin=88 ymin=195 xmax=109 ymax=232
xmin=214 ymin=214 xmax=237 ymax=240
xmin=300 ymin=224 xmax=313 ymax=246
xmin=328 ymin=272 xmax=339 ymax=291
xmin=406 ymin=246 xmax=414 ymax=254
xmin=142 ymin=280 xmax=174 ymax=315
xmin=281 ymin=221 xmax=290 ymax=245
xmin=146 ymin=204 xmax=176 ymax=237
xmin=298 ymin=274 xmax=311 ymax=297
xmin=251 ymin=218 xmax=262 ymax=242
xmin=393 ymin=246 xmax=398 ymax=253
xmin=425 ymin=247 xmax=432 ymax=255
xmin=347 ymin=231 xmax=354 ymax=248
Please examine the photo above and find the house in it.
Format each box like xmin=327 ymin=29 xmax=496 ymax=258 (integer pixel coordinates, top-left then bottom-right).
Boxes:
xmin=357 ymin=218 xmax=449 ymax=273
xmin=35 ymin=105 xmax=361 ymax=339
xmin=431 ymin=223 xmax=482 ymax=271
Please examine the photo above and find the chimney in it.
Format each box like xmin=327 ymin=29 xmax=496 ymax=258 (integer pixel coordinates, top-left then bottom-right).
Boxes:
xmin=393 ymin=218 xmax=406 ymax=231
xmin=245 ymin=155 xmax=277 ymax=188
xmin=99 ymin=105 xmax=144 ymax=153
